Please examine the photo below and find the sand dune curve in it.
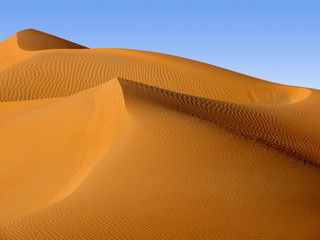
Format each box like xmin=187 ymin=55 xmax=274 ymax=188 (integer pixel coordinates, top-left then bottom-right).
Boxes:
xmin=0 ymin=29 xmax=319 ymax=240
xmin=0 ymin=78 xmax=132 ymax=223
xmin=0 ymin=29 xmax=87 ymax=70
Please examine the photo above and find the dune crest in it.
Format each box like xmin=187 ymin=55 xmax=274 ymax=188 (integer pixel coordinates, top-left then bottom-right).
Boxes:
xmin=0 ymin=30 xmax=319 ymax=239
xmin=0 ymin=29 xmax=87 ymax=69
xmin=16 ymin=29 xmax=88 ymax=51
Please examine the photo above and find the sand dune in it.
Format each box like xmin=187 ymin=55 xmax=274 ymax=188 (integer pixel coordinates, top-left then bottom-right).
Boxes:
xmin=0 ymin=29 xmax=87 ymax=70
xmin=0 ymin=29 xmax=319 ymax=239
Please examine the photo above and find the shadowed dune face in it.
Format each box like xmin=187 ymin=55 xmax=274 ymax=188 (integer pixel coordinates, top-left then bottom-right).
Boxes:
xmin=16 ymin=29 xmax=88 ymax=51
xmin=0 ymin=29 xmax=87 ymax=70
xmin=0 ymin=30 xmax=319 ymax=239
xmin=118 ymin=78 xmax=320 ymax=166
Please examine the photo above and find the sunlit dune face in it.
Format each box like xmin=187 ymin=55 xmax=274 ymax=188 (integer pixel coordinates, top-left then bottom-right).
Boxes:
xmin=0 ymin=29 xmax=319 ymax=240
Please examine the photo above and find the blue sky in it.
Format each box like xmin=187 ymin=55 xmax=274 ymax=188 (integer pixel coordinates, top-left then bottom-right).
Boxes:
xmin=1 ymin=0 xmax=319 ymax=89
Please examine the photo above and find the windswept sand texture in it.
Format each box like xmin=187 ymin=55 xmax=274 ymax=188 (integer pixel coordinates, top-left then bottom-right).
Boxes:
xmin=0 ymin=29 xmax=319 ymax=239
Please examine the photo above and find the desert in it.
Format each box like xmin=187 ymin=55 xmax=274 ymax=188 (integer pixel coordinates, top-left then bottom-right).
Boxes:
xmin=0 ymin=29 xmax=319 ymax=239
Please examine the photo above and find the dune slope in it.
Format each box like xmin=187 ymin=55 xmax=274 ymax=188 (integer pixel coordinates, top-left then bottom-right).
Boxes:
xmin=0 ymin=30 xmax=319 ymax=240
xmin=0 ymin=78 xmax=132 ymax=223
xmin=0 ymin=29 xmax=87 ymax=69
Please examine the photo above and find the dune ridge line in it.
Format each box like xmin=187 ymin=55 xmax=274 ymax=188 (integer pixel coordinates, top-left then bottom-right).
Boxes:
xmin=119 ymin=78 xmax=319 ymax=167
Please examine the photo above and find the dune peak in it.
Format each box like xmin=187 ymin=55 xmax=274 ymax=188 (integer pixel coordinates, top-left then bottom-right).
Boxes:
xmin=16 ymin=28 xmax=88 ymax=51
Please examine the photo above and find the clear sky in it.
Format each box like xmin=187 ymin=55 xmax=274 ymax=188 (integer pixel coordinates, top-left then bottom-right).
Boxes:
xmin=1 ymin=0 xmax=319 ymax=89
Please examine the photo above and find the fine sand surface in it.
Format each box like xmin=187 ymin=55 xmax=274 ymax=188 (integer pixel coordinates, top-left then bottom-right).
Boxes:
xmin=0 ymin=29 xmax=319 ymax=239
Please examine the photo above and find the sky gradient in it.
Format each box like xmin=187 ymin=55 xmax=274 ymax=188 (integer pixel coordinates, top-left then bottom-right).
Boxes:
xmin=1 ymin=0 xmax=319 ymax=89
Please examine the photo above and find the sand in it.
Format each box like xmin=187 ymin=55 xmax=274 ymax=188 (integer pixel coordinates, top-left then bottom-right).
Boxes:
xmin=0 ymin=29 xmax=319 ymax=239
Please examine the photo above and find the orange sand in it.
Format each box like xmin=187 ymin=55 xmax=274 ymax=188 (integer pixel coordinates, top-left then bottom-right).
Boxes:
xmin=0 ymin=29 xmax=319 ymax=239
